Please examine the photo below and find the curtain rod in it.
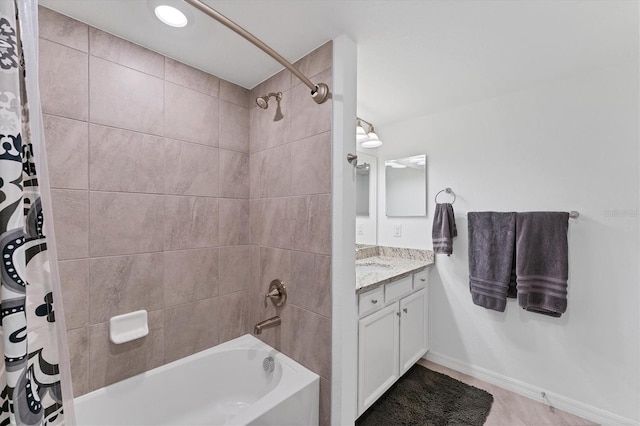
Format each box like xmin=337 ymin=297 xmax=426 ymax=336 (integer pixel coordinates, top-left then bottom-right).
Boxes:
xmin=183 ymin=0 xmax=330 ymax=104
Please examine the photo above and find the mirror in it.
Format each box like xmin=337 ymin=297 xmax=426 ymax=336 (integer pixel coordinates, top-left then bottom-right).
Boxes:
xmin=356 ymin=166 xmax=370 ymax=216
xmin=356 ymin=152 xmax=377 ymax=246
xmin=385 ymin=154 xmax=427 ymax=217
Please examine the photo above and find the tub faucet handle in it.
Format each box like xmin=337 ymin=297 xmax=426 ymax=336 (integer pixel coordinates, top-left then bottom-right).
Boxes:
xmin=264 ymin=279 xmax=287 ymax=307
xmin=265 ymin=287 xmax=279 ymax=298
xmin=264 ymin=288 xmax=279 ymax=306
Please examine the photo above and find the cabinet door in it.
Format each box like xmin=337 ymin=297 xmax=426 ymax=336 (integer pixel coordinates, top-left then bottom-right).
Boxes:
xmin=358 ymin=302 xmax=399 ymax=416
xmin=399 ymin=288 xmax=427 ymax=374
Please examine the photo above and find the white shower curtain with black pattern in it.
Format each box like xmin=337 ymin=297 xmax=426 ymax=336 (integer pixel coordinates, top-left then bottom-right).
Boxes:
xmin=0 ymin=1 xmax=74 ymax=424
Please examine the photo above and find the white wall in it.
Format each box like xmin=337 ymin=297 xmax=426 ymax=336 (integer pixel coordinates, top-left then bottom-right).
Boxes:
xmin=331 ymin=34 xmax=358 ymax=426
xmin=377 ymin=63 xmax=640 ymax=423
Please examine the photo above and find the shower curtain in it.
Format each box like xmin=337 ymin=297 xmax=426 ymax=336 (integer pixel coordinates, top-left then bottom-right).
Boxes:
xmin=0 ymin=1 xmax=74 ymax=424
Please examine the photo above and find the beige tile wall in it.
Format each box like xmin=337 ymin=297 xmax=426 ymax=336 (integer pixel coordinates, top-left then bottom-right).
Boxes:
xmin=39 ymin=6 xmax=251 ymax=397
xmin=248 ymin=41 xmax=333 ymax=426
xmin=39 ymin=7 xmax=333 ymax=424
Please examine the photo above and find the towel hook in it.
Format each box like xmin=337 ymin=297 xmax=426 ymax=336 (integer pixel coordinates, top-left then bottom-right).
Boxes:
xmin=435 ymin=187 xmax=456 ymax=204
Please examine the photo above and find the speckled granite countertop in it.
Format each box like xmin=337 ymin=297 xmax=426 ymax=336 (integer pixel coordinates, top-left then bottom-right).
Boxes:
xmin=356 ymin=247 xmax=435 ymax=294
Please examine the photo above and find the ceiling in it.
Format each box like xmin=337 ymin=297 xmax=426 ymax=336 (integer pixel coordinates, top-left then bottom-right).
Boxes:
xmin=40 ymin=0 xmax=638 ymax=127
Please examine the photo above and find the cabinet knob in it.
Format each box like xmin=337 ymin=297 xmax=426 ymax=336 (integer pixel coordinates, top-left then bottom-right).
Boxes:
xmin=403 ymin=308 xmax=408 ymax=313
xmin=371 ymin=299 xmax=378 ymax=304
xmin=396 ymin=312 xmax=401 ymax=317
xmin=420 ymin=278 xmax=426 ymax=282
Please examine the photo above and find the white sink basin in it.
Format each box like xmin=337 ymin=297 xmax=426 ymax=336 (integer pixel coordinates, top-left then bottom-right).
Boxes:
xmin=356 ymin=264 xmax=392 ymax=273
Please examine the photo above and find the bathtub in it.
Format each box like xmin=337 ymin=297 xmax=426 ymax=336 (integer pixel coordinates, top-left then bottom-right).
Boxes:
xmin=74 ymin=334 xmax=319 ymax=425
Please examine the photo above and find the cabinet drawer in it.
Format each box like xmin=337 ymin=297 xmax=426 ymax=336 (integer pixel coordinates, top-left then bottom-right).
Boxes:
xmin=385 ymin=275 xmax=413 ymax=302
xmin=413 ymin=270 xmax=428 ymax=290
xmin=359 ymin=286 xmax=384 ymax=317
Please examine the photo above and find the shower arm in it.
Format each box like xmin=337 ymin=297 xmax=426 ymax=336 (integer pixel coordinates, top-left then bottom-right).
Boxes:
xmin=183 ymin=0 xmax=330 ymax=104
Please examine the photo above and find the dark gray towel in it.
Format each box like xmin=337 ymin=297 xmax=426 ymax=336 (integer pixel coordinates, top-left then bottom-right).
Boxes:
xmin=468 ymin=212 xmax=516 ymax=312
xmin=432 ymin=203 xmax=457 ymax=255
xmin=516 ymin=212 xmax=569 ymax=317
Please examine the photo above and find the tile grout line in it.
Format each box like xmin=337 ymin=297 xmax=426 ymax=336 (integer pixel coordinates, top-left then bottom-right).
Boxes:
xmin=39 ymin=36 xmax=87 ymax=56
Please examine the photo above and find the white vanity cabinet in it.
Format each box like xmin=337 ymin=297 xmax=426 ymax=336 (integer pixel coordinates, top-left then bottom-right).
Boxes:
xmin=399 ymin=288 xmax=427 ymax=374
xmin=357 ymin=270 xmax=429 ymax=416
xmin=358 ymin=303 xmax=399 ymax=413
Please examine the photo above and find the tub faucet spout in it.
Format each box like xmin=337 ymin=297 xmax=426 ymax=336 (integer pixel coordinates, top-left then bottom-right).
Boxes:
xmin=254 ymin=316 xmax=281 ymax=335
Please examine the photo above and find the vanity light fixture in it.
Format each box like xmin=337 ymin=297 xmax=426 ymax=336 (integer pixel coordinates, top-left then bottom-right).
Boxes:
xmin=362 ymin=126 xmax=382 ymax=148
xmin=356 ymin=119 xmax=368 ymax=142
xmin=357 ymin=117 xmax=383 ymax=148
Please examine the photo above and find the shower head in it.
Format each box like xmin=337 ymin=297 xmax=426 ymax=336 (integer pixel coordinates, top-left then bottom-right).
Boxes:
xmin=255 ymin=92 xmax=282 ymax=109
xmin=256 ymin=96 xmax=269 ymax=109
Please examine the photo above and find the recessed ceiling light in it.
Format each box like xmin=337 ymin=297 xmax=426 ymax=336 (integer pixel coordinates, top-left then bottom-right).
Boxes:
xmin=155 ymin=5 xmax=188 ymax=27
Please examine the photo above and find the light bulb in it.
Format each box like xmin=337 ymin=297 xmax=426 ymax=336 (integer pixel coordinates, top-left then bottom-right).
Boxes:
xmin=361 ymin=129 xmax=382 ymax=148
xmin=356 ymin=120 xmax=369 ymax=142
xmin=361 ymin=139 xmax=382 ymax=148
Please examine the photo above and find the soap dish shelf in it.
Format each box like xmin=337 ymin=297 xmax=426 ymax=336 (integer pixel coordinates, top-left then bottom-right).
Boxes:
xmin=109 ymin=310 xmax=149 ymax=344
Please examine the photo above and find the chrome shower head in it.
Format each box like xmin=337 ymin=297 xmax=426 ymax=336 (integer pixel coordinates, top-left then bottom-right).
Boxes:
xmin=255 ymin=92 xmax=282 ymax=110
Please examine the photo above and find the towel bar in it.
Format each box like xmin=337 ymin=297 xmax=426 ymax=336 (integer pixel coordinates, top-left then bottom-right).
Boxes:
xmin=435 ymin=187 xmax=456 ymax=204
xmin=434 ymin=187 xmax=578 ymax=219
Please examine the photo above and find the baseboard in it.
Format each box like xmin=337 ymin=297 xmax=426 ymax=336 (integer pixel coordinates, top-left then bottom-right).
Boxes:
xmin=425 ymin=351 xmax=639 ymax=426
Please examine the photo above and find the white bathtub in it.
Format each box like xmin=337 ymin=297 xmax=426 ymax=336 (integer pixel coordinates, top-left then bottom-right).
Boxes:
xmin=74 ymin=334 xmax=319 ymax=425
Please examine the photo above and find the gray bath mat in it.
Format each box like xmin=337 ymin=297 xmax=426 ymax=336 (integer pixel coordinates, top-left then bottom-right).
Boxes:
xmin=356 ymin=364 xmax=494 ymax=426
